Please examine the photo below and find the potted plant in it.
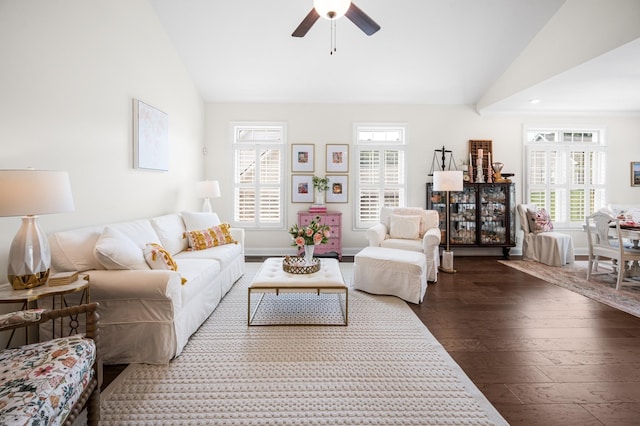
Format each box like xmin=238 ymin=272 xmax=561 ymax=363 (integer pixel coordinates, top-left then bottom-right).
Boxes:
xmin=312 ymin=176 xmax=329 ymax=205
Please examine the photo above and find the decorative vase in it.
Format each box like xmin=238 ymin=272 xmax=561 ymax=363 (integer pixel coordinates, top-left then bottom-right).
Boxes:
xmin=315 ymin=190 xmax=325 ymax=206
xmin=304 ymin=244 xmax=315 ymax=265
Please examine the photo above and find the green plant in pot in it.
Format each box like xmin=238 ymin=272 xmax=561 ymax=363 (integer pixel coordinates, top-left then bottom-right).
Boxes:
xmin=312 ymin=176 xmax=329 ymax=205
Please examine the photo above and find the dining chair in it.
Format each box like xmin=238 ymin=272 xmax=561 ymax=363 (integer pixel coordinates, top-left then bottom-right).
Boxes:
xmin=585 ymin=210 xmax=640 ymax=290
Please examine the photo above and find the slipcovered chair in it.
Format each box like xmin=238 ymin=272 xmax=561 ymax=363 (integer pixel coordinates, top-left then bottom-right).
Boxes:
xmin=365 ymin=207 xmax=441 ymax=282
xmin=517 ymin=204 xmax=575 ymax=267
xmin=586 ymin=210 xmax=640 ymax=290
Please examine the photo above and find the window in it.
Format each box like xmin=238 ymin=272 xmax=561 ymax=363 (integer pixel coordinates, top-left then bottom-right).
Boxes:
xmin=232 ymin=123 xmax=286 ymax=229
xmin=354 ymin=123 xmax=407 ymax=229
xmin=524 ymin=127 xmax=606 ymax=229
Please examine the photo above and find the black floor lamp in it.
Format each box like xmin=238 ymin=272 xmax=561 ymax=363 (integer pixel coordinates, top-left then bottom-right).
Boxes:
xmin=433 ymin=170 xmax=464 ymax=273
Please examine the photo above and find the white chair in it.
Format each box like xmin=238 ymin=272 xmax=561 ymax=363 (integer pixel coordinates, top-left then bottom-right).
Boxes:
xmin=585 ymin=210 xmax=640 ymax=290
xmin=516 ymin=204 xmax=575 ymax=266
xmin=365 ymin=207 xmax=441 ymax=282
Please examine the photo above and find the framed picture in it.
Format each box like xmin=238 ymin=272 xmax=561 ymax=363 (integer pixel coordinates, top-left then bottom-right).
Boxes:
xmin=291 ymin=144 xmax=314 ymax=173
xmin=292 ymin=175 xmax=314 ymax=203
xmin=133 ymin=99 xmax=169 ymax=171
xmin=632 ymin=162 xmax=640 ymax=186
xmin=326 ymin=175 xmax=348 ymax=203
xmin=326 ymin=144 xmax=349 ymax=173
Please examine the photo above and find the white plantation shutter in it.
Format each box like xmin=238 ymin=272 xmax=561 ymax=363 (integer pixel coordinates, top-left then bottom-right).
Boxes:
xmin=525 ymin=128 xmax=606 ymax=228
xmin=355 ymin=124 xmax=407 ymax=228
xmin=232 ymin=123 xmax=285 ymax=228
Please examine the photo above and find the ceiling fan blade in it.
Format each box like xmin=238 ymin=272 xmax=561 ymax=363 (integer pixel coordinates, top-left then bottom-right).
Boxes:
xmin=345 ymin=2 xmax=380 ymax=36
xmin=292 ymin=8 xmax=320 ymax=37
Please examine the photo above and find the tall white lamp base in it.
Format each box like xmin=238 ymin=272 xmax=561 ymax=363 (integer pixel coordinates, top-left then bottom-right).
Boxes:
xmin=201 ymin=198 xmax=212 ymax=213
xmin=439 ymin=250 xmax=457 ymax=274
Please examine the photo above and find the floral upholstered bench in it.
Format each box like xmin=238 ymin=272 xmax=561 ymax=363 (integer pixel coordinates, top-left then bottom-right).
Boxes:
xmin=0 ymin=303 xmax=100 ymax=425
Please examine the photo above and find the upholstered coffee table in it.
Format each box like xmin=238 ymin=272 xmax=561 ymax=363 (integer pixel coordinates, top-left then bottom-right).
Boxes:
xmin=248 ymin=257 xmax=348 ymax=326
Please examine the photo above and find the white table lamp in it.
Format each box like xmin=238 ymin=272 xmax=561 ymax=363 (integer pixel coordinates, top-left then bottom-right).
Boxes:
xmin=0 ymin=170 xmax=75 ymax=289
xmin=433 ymin=170 xmax=464 ymax=273
xmin=196 ymin=180 xmax=221 ymax=213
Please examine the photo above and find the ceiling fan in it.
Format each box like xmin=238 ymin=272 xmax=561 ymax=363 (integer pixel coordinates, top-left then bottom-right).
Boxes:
xmin=292 ymin=0 xmax=381 ymax=38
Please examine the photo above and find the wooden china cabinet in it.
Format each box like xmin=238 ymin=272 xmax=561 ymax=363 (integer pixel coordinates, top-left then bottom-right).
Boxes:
xmin=426 ymin=182 xmax=516 ymax=258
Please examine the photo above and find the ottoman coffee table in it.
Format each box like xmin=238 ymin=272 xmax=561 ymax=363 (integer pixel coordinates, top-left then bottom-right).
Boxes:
xmin=248 ymin=257 xmax=348 ymax=326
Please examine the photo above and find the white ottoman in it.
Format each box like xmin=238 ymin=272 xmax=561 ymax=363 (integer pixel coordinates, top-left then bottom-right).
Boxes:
xmin=353 ymin=247 xmax=427 ymax=304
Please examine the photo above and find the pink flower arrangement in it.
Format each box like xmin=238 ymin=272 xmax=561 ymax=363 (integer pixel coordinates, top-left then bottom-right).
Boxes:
xmin=288 ymin=216 xmax=331 ymax=247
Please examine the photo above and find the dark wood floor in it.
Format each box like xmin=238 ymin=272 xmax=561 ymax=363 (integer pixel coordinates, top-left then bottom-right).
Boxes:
xmin=410 ymin=256 xmax=640 ymax=426
xmin=104 ymin=256 xmax=640 ymax=425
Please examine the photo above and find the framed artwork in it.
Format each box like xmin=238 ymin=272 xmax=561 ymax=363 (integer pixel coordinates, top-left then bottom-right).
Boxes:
xmin=291 ymin=144 xmax=314 ymax=172
xmin=292 ymin=175 xmax=314 ymax=203
xmin=632 ymin=162 xmax=640 ymax=186
xmin=133 ymin=99 xmax=169 ymax=171
xmin=326 ymin=175 xmax=348 ymax=203
xmin=326 ymin=144 xmax=349 ymax=173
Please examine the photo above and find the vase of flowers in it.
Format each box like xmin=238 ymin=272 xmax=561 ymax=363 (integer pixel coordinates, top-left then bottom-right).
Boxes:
xmin=289 ymin=216 xmax=331 ymax=265
xmin=312 ymin=176 xmax=329 ymax=206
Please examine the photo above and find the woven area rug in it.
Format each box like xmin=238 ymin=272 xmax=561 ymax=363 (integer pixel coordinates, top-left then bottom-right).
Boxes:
xmin=100 ymin=262 xmax=507 ymax=425
xmin=499 ymin=259 xmax=640 ymax=318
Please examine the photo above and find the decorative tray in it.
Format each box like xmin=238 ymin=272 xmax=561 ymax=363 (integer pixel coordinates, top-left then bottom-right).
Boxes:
xmin=282 ymin=256 xmax=321 ymax=274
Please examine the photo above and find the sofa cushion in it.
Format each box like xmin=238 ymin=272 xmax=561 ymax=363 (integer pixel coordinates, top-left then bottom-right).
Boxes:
xmin=185 ymin=224 xmax=237 ymax=250
xmin=49 ymin=226 xmax=104 ymax=272
xmin=94 ymin=227 xmax=149 ymax=270
xmin=176 ymin=258 xmax=222 ymax=307
xmin=181 ymin=211 xmax=221 ymax=231
xmin=109 ymin=219 xmax=160 ymax=249
xmin=175 ymin=242 xmax=242 ymax=270
xmin=389 ymin=214 xmax=421 ymax=239
xmin=0 ymin=335 xmax=96 ymax=425
xmin=150 ymin=214 xmax=188 ymax=255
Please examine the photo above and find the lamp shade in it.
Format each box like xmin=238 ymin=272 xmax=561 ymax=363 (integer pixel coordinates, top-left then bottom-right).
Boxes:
xmin=195 ymin=180 xmax=221 ymax=199
xmin=0 ymin=170 xmax=75 ymax=216
xmin=0 ymin=170 xmax=75 ymax=289
xmin=314 ymin=0 xmax=351 ymax=19
xmin=433 ymin=170 xmax=464 ymax=192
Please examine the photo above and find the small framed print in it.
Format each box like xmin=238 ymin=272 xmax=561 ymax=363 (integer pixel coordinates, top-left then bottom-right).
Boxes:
xmin=326 ymin=144 xmax=349 ymax=173
xmin=632 ymin=162 xmax=640 ymax=186
xmin=292 ymin=144 xmax=314 ymax=173
xmin=292 ymin=175 xmax=314 ymax=203
xmin=326 ymin=175 xmax=348 ymax=203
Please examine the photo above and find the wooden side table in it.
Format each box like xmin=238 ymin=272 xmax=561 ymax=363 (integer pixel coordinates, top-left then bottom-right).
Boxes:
xmin=0 ymin=275 xmax=90 ymax=346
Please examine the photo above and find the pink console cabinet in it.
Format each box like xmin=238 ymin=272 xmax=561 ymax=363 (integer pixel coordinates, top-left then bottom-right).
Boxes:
xmin=297 ymin=210 xmax=342 ymax=260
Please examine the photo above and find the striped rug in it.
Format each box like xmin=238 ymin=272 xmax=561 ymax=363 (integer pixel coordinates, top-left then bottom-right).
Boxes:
xmin=100 ymin=262 xmax=507 ymax=425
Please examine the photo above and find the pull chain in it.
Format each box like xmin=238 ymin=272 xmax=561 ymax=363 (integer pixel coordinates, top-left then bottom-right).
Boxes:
xmin=330 ymin=19 xmax=337 ymax=55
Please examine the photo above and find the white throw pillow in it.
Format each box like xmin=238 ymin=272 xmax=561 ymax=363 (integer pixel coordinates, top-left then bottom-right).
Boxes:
xmin=150 ymin=214 xmax=188 ymax=255
xmin=389 ymin=214 xmax=422 ymax=240
xmin=181 ymin=211 xmax=221 ymax=231
xmin=94 ymin=227 xmax=149 ymax=270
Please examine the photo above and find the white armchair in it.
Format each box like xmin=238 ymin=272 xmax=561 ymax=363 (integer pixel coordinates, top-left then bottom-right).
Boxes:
xmin=517 ymin=203 xmax=575 ymax=266
xmin=365 ymin=207 xmax=441 ymax=282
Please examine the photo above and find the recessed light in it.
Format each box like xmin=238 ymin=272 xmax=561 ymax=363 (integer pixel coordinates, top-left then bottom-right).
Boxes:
xmin=528 ymin=99 xmax=541 ymax=104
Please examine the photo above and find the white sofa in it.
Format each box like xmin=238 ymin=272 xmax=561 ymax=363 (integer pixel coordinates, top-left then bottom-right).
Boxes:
xmin=47 ymin=212 xmax=245 ymax=365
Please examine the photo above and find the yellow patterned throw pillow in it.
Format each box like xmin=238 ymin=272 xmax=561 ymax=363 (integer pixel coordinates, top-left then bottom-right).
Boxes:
xmin=143 ymin=243 xmax=187 ymax=284
xmin=185 ymin=223 xmax=237 ymax=251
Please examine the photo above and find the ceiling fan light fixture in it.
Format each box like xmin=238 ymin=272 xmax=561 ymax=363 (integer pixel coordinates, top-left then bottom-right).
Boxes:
xmin=314 ymin=0 xmax=351 ymax=20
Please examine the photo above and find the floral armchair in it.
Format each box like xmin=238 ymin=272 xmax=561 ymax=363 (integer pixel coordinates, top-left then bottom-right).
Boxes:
xmin=0 ymin=303 xmax=100 ymax=425
xmin=365 ymin=207 xmax=441 ymax=282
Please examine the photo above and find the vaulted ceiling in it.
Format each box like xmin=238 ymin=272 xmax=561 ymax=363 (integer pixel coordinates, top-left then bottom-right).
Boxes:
xmin=149 ymin=0 xmax=640 ymax=115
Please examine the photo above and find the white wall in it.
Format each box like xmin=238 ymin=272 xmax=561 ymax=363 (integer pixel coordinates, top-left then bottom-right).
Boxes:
xmin=0 ymin=1 xmax=205 ymax=280
xmin=206 ymin=103 xmax=640 ymax=256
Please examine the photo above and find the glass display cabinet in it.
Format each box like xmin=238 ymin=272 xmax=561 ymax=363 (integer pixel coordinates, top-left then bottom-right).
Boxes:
xmin=426 ymin=182 xmax=516 ymax=258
